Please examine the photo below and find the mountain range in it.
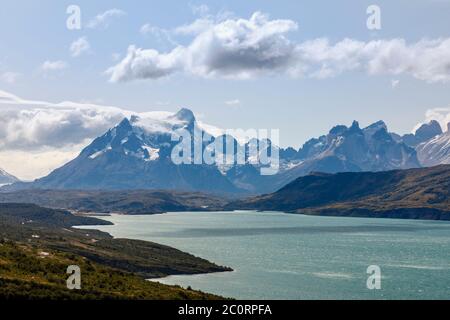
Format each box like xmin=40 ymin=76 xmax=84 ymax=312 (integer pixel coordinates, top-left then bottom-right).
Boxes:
xmin=2 ymin=108 xmax=450 ymax=195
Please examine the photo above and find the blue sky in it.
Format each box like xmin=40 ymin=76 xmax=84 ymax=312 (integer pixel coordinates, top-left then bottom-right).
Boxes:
xmin=1 ymin=0 xmax=450 ymax=179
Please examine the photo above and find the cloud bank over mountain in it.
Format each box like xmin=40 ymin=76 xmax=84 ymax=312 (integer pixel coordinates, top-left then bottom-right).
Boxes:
xmin=106 ymin=12 xmax=450 ymax=83
xmin=0 ymin=90 xmax=128 ymax=151
xmin=421 ymin=107 xmax=450 ymax=132
xmin=0 ymin=88 xmax=449 ymax=180
xmin=0 ymin=90 xmax=216 ymax=179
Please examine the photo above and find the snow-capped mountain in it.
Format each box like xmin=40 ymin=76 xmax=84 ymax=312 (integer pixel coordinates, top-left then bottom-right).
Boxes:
xmin=4 ymin=109 xmax=424 ymax=194
xmin=0 ymin=168 xmax=19 ymax=185
xmin=416 ymin=123 xmax=450 ymax=166
xmin=266 ymin=120 xmax=421 ymax=191
xmin=12 ymin=108 xmax=242 ymax=193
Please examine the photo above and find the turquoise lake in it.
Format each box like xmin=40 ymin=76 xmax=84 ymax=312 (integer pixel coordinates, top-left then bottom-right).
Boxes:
xmin=86 ymin=211 xmax=450 ymax=300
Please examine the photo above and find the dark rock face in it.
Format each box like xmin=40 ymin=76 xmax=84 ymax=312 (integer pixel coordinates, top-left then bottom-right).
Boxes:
xmin=402 ymin=120 xmax=443 ymax=147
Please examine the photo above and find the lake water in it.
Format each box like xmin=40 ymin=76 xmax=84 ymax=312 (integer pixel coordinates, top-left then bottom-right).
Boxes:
xmin=86 ymin=211 xmax=450 ymax=300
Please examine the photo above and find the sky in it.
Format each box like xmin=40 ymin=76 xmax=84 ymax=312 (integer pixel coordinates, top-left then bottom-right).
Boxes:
xmin=1 ymin=0 xmax=450 ymax=180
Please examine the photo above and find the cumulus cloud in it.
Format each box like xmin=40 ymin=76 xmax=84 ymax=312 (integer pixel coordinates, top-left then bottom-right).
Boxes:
xmin=107 ymin=12 xmax=298 ymax=81
xmin=294 ymin=38 xmax=450 ymax=82
xmin=366 ymin=38 xmax=450 ymax=83
xmin=0 ymin=90 xmax=135 ymax=179
xmin=0 ymin=90 xmax=130 ymax=152
xmin=40 ymin=60 xmax=68 ymax=72
xmin=0 ymin=72 xmax=21 ymax=84
xmin=70 ymin=37 xmax=90 ymax=57
xmin=106 ymin=45 xmax=185 ymax=82
xmin=106 ymin=12 xmax=450 ymax=83
xmin=87 ymin=9 xmax=126 ymax=29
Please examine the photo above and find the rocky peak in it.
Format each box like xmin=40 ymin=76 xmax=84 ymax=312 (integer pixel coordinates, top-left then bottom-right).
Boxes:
xmin=415 ymin=120 xmax=443 ymax=140
xmin=173 ymin=108 xmax=196 ymax=123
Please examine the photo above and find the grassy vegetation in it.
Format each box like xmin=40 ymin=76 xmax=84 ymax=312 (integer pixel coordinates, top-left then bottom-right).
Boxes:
xmin=0 ymin=204 xmax=231 ymax=299
xmin=0 ymin=240 xmax=222 ymax=300
xmin=0 ymin=203 xmax=111 ymax=227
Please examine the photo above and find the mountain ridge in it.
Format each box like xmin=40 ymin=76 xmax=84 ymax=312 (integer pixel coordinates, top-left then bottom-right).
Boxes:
xmin=3 ymin=109 xmax=450 ymax=195
xmin=227 ymin=164 xmax=450 ymax=220
xmin=0 ymin=168 xmax=19 ymax=185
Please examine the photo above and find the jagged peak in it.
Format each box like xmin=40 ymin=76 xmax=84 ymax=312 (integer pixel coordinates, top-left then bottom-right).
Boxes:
xmin=365 ymin=120 xmax=387 ymax=130
xmin=329 ymin=125 xmax=347 ymax=135
xmin=117 ymin=117 xmax=132 ymax=128
xmin=350 ymin=120 xmax=360 ymax=129
xmin=173 ymin=108 xmax=196 ymax=123
xmin=345 ymin=120 xmax=362 ymax=135
xmin=415 ymin=120 xmax=442 ymax=134
xmin=129 ymin=115 xmax=140 ymax=123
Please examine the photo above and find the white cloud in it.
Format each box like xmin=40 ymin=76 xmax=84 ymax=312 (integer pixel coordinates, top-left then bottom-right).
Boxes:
xmin=190 ymin=4 xmax=210 ymax=16
xmin=106 ymin=12 xmax=450 ymax=83
xmin=0 ymin=104 xmax=124 ymax=153
xmin=0 ymin=89 xmax=134 ymax=179
xmin=40 ymin=60 xmax=68 ymax=72
xmin=174 ymin=18 xmax=214 ymax=35
xmin=366 ymin=38 xmax=450 ymax=83
xmin=140 ymin=23 xmax=158 ymax=35
xmin=139 ymin=24 xmax=179 ymax=47
xmin=87 ymin=9 xmax=126 ymax=29
xmin=107 ymin=12 xmax=299 ymax=81
xmin=225 ymin=99 xmax=241 ymax=106
xmin=70 ymin=37 xmax=90 ymax=57
xmin=0 ymin=146 xmax=85 ymax=181
xmin=0 ymin=72 xmax=21 ymax=84
xmin=421 ymin=108 xmax=450 ymax=132
xmin=0 ymin=89 xmax=134 ymax=151
xmin=139 ymin=23 xmax=168 ymax=38
xmin=391 ymin=79 xmax=400 ymax=88
xmin=106 ymin=45 xmax=185 ymax=82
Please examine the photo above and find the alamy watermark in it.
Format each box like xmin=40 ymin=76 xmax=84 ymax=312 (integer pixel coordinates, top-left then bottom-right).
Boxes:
xmin=66 ymin=5 xmax=81 ymax=30
xmin=171 ymin=127 xmax=280 ymax=176
xmin=67 ymin=265 xmax=81 ymax=290
xmin=366 ymin=265 xmax=382 ymax=290
xmin=367 ymin=5 xmax=381 ymax=30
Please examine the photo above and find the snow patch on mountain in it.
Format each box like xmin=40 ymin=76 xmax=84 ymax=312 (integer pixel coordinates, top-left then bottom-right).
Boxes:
xmin=416 ymin=126 xmax=450 ymax=166
xmin=89 ymin=146 xmax=112 ymax=159
xmin=142 ymin=146 xmax=160 ymax=161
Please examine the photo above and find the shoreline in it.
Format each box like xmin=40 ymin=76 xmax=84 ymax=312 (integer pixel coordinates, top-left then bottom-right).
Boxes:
xmin=74 ymin=214 xmax=235 ymax=280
